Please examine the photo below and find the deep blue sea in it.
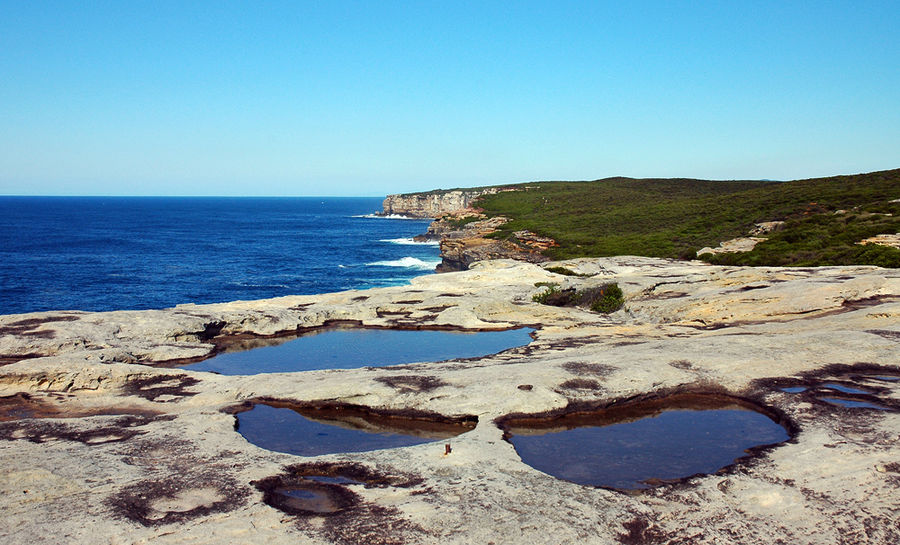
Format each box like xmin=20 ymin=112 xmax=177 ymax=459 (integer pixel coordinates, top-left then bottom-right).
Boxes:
xmin=0 ymin=197 xmax=440 ymax=315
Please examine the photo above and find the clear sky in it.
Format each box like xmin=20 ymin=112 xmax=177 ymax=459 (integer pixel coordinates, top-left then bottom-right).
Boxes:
xmin=1 ymin=1 xmax=898 ymax=196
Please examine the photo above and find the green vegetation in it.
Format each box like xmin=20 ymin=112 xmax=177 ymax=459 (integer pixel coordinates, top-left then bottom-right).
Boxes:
xmin=544 ymin=266 xmax=589 ymax=277
xmin=474 ymin=169 xmax=900 ymax=267
xmin=587 ymin=284 xmax=625 ymax=313
xmin=532 ymin=284 xmax=563 ymax=304
xmin=441 ymin=215 xmax=482 ymax=230
xmin=532 ymin=283 xmax=625 ymax=314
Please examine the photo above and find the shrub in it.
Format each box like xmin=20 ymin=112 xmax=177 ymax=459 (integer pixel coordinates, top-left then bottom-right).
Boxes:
xmin=587 ymin=283 xmax=624 ymax=313
xmin=532 ymin=282 xmax=624 ymax=313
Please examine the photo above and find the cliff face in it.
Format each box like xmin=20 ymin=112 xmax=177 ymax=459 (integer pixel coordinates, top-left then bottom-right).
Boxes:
xmin=384 ymin=186 xmax=554 ymax=271
xmin=382 ymin=188 xmax=504 ymax=218
xmin=432 ymin=217 xmax=555 ymax=272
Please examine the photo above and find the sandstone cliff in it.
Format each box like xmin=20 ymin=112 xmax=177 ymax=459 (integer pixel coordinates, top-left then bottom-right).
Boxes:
xmin=381 ymin=188 xmax=508 ymax=218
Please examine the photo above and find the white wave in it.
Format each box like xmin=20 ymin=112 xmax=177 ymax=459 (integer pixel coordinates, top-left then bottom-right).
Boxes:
xmin=366 ymin=257 xmax=441 ymax=270
xmin=352 ymin=213 xmax=427 ymax=220
xmin=379 ymin=237 xmax=440 ymax=246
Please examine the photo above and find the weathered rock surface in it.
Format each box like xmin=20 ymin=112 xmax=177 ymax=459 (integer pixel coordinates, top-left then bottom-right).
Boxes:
xmin=434 ymin=217 xmax=552 ymax=272
xmin=859 ymin=233 xmax=900 ymax=249
xmin=2 ymin=257 xmax=899 ymax=544
xmin=698 ymin=237 xmax=768 ymax=256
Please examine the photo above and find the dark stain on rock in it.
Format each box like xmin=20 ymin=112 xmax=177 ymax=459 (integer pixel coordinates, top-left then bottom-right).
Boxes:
xmin=562 ymin=361 xmax=616 ymax=377
xmin=866 ymin=329 xmax=900 ymax=341
xmin=394 ymin=300 xmax=424 ymax=304
xmin=617 ymin=516 xmax=665 ymax=545
xmin=421 ymin=305 xmax=453 ymax=312
xmin=124 ymin=374 xmax=201 ymax=402
xmin=0 ymin=413 xmax=173 ymax=445
xmin=196 ymin=320 xmax=227 ymax=342
xmin=668 ymin=360 xmax=695 ymax=370
xmin=0 ymin=353 xmax=46 ymax=366
xmin=737 ymin=284 xmax=770 ymax=292
xmin=518 ymin=384 xmax=533 ymax=391
xmin=558 ymin=378 xmax=602 ymax=390
xmin=643 ymin=291 xmax=690 ymax=300
xmin=110 ymin=473 xmax=249 ymax=526
xmin=0 ymin=392 xmax=162 ymax=422
xmin=0 ymin=315 xmax=80 ymax=336
xmin=374 ymin=375 xmax=449 ymax=393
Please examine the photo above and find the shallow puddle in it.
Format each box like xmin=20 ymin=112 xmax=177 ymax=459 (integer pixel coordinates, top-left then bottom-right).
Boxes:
xmin=236 ymin=403 xmax=475 ymax=456
xmin=184 ymin=327 xmax=534 ymax=375
xmin=820 ymin=397 xmax=889 ymax=410
xmin=780 ymin=386 xmax=807 ymax=393
xmin=822 ymin=383 xmax=870 ymax=394
xmin=862 ymin=375 xmax=900 ymax=382
xmin=271 ymin=485 xmax=346 ymax=514
xmin=500 ymin=395 xmax=790 ymax=490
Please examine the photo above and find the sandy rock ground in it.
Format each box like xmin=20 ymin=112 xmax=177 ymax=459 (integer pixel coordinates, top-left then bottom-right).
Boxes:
xmin=1 ymin=257 xmax=898 ymax=544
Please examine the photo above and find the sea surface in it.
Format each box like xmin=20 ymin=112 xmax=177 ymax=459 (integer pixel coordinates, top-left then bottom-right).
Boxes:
xmin=0 ymin=197 xmax=440 ymax=315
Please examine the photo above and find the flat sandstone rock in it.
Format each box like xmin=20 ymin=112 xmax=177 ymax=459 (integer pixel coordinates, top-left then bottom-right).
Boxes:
xmin=1 ymin=257 xmax=899 ymax=544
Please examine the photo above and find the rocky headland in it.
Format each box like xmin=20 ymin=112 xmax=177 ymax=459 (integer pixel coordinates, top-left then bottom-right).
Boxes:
xmin=382 ymin=188 xmax=557 ymax=271
xmin=2 ymin=257 xmax=899 ymax=544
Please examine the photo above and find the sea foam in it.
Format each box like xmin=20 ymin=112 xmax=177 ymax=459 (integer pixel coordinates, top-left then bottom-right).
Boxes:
xmin=353 ymin=213 xmax=426 ymax=220
xmin=380 ymin=237 xmax=440 ymax=246
xmin=367 ymin=257 xmax=441 ymax=270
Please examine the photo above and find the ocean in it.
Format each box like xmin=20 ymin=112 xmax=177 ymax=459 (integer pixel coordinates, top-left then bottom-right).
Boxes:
xmin=0 ymin=197 xmax=440 ymax=315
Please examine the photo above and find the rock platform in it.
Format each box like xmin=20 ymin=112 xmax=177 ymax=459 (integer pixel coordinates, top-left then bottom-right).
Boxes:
xmin=1 ymin=257 xmax=899 ymax=544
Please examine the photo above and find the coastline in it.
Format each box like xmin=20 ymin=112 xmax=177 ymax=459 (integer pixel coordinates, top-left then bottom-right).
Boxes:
xmin=2 ymin=257 xmax=899 ymax=543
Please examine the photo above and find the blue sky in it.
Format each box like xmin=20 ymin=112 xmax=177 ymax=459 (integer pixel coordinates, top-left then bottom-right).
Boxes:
xmin=1 ymin=1 xmax=898 ymax=196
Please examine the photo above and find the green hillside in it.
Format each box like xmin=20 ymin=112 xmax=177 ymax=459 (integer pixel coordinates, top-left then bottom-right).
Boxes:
xmin=472 ymin=169 xmax=900 ymax=267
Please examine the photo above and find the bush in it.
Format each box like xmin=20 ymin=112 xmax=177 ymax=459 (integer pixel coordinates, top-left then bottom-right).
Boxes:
xmin=583 ymin=284 xmax=625 ymax=313
xmin=532 ymin=285 xmax=576 ymax=305
xmin=532 ymin=282 xmax=624 ymax=313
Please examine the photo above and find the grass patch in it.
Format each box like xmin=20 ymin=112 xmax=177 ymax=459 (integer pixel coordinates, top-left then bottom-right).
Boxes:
xmin=472 ymin=169 xmax=900 ymax=267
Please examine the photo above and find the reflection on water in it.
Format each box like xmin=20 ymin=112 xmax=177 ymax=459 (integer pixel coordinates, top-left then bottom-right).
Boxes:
xmin=236 ymin=403 xmax=475 ymax=456
xmin=503 ymin=394 xmax=790 ymax=490
xmin=184 ymin=327 xmax=534 ymax=375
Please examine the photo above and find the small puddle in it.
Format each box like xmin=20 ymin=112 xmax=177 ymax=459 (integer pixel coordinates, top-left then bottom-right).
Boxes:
xmin=822 ymin=383 xmax=870 ymax=395
xmin=183 ymin=327 xmax=534 ymax=375
xmin=862 ymin=375 xmax=900 ymax=382
xmin=780 ymin=386 xmax=807 ymax=394
xmin=778 ymin=374 xmax=897 ymax=411
xmin=270 ymin=484 xmax=348 ymax=514
xmin=235 ymin=403 xmax=475 ymax=456
xmin=820 ymin=397 xmax=889 ymax=410
xmin=499 ymin=394 xmax=790 ymax=490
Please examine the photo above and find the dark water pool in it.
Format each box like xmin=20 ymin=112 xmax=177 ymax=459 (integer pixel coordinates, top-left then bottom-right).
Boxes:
xmin=236 ymin=403 xmax=474 ymax=456
xmin=503 ymin=395 xmax=790 ymax=490
xmin=184 ymin=327 xmax=534 ymax=375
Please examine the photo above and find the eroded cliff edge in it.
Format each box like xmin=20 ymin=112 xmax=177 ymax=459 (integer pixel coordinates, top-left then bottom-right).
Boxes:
xmin=1 ymin=257 xmax=899 ymax=544
xmin=383 ymin=187 xmax=556 ymax=271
